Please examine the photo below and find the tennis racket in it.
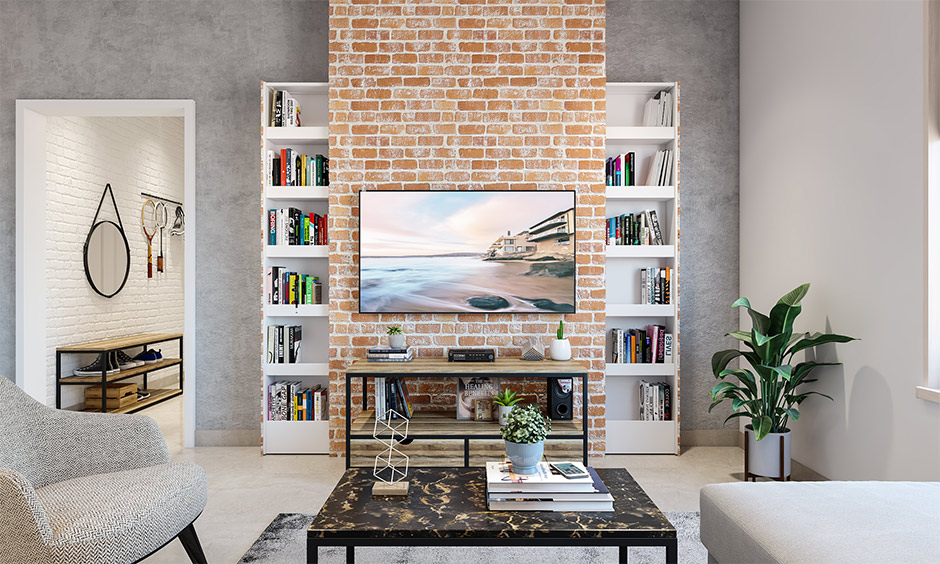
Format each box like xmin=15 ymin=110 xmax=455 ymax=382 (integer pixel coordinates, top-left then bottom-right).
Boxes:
xmin=141 ymin=199 xmax=157 ymax=278
xmin=155 ymin=202 xmax=168 ymax=272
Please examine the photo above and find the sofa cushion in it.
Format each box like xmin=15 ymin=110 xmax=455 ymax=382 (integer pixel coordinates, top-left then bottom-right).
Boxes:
xmin=700 ymin=481 xmax=940 ymax=564
xmin=34 ymin=461 xmax=207 ymax=563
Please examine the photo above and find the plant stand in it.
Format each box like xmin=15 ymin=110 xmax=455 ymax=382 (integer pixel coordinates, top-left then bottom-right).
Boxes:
xmin=744 ymin=433 xmax=791 ymax=482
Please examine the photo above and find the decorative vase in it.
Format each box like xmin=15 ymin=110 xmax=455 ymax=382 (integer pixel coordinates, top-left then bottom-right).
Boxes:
xmin=505 ymin=440 xmax=544 ymax=474
xmin=497 ymin=405 xmax=514 ymax=426
xmin=745 ymin=425 xmax=791 ymax=479
xmin=388 ymin=334 xmax=405 ymax=349
xmin=549 ymin=338 xmax=571 ymax=361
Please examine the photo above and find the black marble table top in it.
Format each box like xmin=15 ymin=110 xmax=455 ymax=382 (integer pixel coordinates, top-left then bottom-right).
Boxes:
xmin=308 ymin=467 xmax=676 ymax=540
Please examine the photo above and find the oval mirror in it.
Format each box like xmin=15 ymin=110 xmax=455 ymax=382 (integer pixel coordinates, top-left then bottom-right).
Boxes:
xmin=84 ymin=220 xmax=130 ymax=298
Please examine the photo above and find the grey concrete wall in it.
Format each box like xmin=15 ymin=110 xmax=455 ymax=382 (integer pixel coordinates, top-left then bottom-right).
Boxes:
xmin=0 ymin=0 xmax=329 ymax=441
xmin=606 ymin=0 xmax=740 ymax=435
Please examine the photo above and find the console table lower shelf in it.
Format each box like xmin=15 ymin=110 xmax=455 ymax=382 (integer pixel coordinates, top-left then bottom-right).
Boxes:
xmin=308 ymin=467 xmax=677 ymax=564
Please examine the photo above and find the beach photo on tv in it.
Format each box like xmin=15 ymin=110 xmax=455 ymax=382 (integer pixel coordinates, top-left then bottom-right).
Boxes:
xmin=359 ymin=191 xmax=576 ymax=313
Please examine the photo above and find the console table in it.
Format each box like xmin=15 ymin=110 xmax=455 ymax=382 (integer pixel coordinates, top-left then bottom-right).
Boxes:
xmin=345 ymin=357 xmax=589 ymax=467
xmin=56 ymin=333 xmax=183 ymax=413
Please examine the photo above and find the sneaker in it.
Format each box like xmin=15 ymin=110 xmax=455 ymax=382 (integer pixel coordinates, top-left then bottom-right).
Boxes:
xmin=134 ymin=348 xmax=162 ymax=365
xmin=116 ymin=350 xmax=144 ymax=369
xmin=73 ymin=353 xmax=120 ymax=376
xmin=137 ymin=390 xmax=151 ymax=400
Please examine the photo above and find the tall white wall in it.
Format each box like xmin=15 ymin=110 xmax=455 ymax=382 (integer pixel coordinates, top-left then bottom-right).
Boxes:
xmin=45 ymin=116 xmax=184 ymax=407
xmin=740 ymin=0 xmax=940 ymax=480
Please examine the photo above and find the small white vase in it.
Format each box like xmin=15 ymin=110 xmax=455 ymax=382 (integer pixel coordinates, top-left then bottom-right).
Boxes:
xmin=549 ymin=338 xmax=571 ymax=361
xmin=388 ymin=334 xmax=405 ymax=349
xmin=498 ymin=405 xmax=514 ymax=426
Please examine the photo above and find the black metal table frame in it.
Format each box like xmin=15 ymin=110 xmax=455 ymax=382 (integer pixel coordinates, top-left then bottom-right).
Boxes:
xmin=308 ymin=536 xmax=678 ymax=564
xmin=345 ymin=369 xmax=589 ymax=468
xmin=55 ymin=334 xmax=184 ymax=412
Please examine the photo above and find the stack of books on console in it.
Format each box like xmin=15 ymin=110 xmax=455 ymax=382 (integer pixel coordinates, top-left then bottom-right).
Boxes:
xmin=366 ymin=347 xmax=414 ymax=362
xmin=485 ymin=461 xmax=614 ymax=512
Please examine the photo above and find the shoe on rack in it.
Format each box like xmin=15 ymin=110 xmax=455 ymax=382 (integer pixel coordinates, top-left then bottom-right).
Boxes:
xmin=137 ymin=390 xmax=151 ymax=400
xmin=116 ymin=350 xmax=144 ymax=369
xmin=108 ymin=351 xmax=121 ymax=373
xmin=134 ymin=349 xmax=162 ymax=365
xmin=73 ymin=353 xmax=120 ymax=376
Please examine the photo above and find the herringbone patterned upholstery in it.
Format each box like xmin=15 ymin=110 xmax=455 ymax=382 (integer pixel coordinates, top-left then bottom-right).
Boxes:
xmin=0 ymin=376 xmax=207 ymax=563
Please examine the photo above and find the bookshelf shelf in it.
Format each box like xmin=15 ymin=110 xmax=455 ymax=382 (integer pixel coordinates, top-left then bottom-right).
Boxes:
xmin=605 ymin=186 xmax=675 ymax=201
xmin=606 ymin=245 xmax=675 ymax=259
xmin=606 ymin=363 xmax=676 ymax=377
xmin=265 ymin=186 xmax=329 ymax=200
xmin=264 ymin=245 xmax=329 ymax=259
xmin=605 ymin=82 xmax=680 ymax=455
xmin=261 ymin=80 xmax=330 ymax=455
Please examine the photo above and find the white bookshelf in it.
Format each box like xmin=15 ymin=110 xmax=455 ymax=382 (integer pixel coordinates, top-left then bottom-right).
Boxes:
xmin=605 ymin=82 xmax=680 ymax=455
xmin=261 ymin=81 xmax=330 ymax=455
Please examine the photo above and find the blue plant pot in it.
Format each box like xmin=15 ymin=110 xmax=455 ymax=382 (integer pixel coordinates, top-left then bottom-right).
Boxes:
xmin=505 ymin=440 xmax=545 ymax=475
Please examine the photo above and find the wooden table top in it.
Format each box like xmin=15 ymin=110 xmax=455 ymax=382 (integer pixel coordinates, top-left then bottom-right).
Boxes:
xmin=57 ymin=333 xmax=183 ymax=352
xmin=308 ymin=467 xmax=675 ymax=540
xmin=346 ymin=357 xmax=589 ymax=375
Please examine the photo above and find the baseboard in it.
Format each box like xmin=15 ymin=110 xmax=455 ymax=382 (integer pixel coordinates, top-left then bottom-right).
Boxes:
xmin=194 ymin=429 xmax=261 ymax=447
xmin=682 ymin=429 xmax=739 ymax=447
xmin=735 ymin=431 xmax=829 ymax=481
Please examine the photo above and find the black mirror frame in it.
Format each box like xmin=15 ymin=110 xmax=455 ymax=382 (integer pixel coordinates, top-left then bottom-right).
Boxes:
xmin=84 ymin=220 xmax=131 ymax=299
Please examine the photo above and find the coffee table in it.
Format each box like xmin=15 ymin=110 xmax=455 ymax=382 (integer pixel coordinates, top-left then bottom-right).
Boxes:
xmin=307 ymin=467 xmax=677 ymax=564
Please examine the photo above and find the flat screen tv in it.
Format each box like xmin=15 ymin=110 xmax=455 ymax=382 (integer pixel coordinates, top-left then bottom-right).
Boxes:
xmin=359 ymin=190 xmax=576 ymax=314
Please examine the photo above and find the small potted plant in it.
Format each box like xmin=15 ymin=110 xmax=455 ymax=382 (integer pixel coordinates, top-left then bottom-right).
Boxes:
xmin=501 ymin=404 xmax=551 ymax=474
xmin=493 ymin=388 xmax=523 ymax=425
xmin=386 ymin=325 xmax=405 ymax=349
xmin=710 ymin=283 xmax=855 ymax=479
xmin=549 ymin=319 xmax=571 ymax=361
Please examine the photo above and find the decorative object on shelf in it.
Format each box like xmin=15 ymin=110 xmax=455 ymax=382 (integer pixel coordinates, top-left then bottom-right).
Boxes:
xmin=386 ymin=325 xmax=405 ymax=349
xmin=547 ymin=378 xmax=574 ymax=420
xmin=493 ymin=388 xmax=523 ymax=425
xmin=457 ymin=376 xmax=500 ymax=420
xmin=501 ymin=404 xmax=552 ymax=475
xmin=521 ymin=336 xmax=544 ymax=361
xmin=372 ymin=408 xmax=409 ymax=496
xmin=473 ymin=398 xmax=493 ymax=421
xmin=549 ymin=320 xmax=572 ymax=361
xmin=710 ymin=283 xmax=856 ymax=480
xmin=84 ymin=184 xmax=130 ymax=298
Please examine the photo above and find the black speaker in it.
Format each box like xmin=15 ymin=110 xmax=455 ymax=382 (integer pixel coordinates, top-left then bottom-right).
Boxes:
xmin=547 ymin=378 xmax=573 ymax=420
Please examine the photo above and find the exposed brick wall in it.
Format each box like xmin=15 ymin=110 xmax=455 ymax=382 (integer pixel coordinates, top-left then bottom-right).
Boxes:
xmin=328 ymin=0 xmax=606 ymax=455
xmin=45 ymin=117 xmax=185 ymax=407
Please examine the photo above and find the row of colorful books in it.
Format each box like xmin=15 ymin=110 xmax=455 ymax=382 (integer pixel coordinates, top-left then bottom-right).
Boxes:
xmin=639 ymin=380 xmax=672 ymax=421
xmin=610 ymin=326 xmax=673 ymax=364
xmin=606 ymin=152 xmax=636 ymax=186
xmin=267 ymin=208 xmax=328 ymax=246
xmin=640 ymin=266 xmax=672 ymax=304
xmin=269 ymin=89 xmax=302 ymax=127
xmin=265 ymin=149 xmax=329 ymax=187
xmin=374 ymin=375 xmax=415 ymax=420
xmin=267 ymin=381 xmax=327 ymax=421
xmin=607 ymin=210 xmax=665 ymax=245
xmin=265 ymin=325 xmax=302 ymax=364
xmin=265 ymin=266 xmax=322 ymax=305
xmin=485 ymin=461 xmax=613 ymax=512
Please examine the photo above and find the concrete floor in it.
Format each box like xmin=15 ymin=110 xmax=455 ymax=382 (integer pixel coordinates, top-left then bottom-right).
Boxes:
xmin=146 ymin=396 xmax=743 ymax=563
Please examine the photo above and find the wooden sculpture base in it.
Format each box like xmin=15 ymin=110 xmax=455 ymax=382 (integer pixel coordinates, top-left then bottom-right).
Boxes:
xmin=372 ymin=481 xmax=409 ymax=496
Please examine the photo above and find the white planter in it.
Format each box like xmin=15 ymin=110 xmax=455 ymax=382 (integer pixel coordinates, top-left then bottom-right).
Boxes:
xmin=549 ymin=338 xmax=571 ymax=361
xmin=497 ymin=405 xmax=514 ymax=426
xmin=388 ymin=334 xmax=405 ymax=349
xmin=745 ymin=425 xmax=791 ymax=479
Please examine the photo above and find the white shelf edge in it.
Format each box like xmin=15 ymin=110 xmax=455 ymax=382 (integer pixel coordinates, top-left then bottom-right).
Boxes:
xmin=606 ymin=304 xmax=676 ymax=317
xmin=263 ymin=126 xmax=329 ymax=142
xmin=264 ymin=245 xmax=329 ymax=258
xmin=605 ymin=364 xmax=677 ymax=377
xmin=265 ymin=186 xmax=329 ymax=200
xmin=605 ymin=186 xmax=675 ymax=201
xmin=606 ymin=126 xmax=675 ymax=143
xmin=606 ymin=245 xmax=675 ymax=258
xmin=264 ymin=304 xmax=329 ymax=317
xmin=264 ymin=363 xmax=330 ymax=377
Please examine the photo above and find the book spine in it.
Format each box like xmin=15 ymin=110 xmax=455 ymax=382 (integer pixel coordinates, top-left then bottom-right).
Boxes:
xmin=280 ymin=149 xmax=287 ymax=187
xmin=649 ymin=210 xmax=664 ymax=245
xmin=664 ymin=333 xmax=673 ymax=363
xmin=629 ymin=152 xmax=635 ymax=186
xmin=274 ymin=90 xmax=282 ymax=127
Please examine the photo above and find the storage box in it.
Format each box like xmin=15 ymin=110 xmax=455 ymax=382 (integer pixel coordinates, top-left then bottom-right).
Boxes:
xmin=84 ymin=382 xmax=138 ymax=409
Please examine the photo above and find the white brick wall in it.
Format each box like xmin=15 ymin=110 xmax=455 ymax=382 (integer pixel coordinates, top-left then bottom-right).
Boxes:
xmin=44 ymin=116 xmax=185 ymax=408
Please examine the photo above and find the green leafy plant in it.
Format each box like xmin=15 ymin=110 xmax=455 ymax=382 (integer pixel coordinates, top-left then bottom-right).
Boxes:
xmin=493 ymin=388 xmax=523 ymax=407
xmin=556 ymin=320 xmax=565 ymax=340
xmin=710 ymin=283 xmax=856 ymax=441
xmin=386 ymin=325 xmax=403 ymax=335
xmin=501 ymin=404 xmax=551 ymax=444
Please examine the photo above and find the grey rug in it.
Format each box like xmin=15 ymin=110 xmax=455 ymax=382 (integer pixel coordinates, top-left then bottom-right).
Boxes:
xmin=239 ymin=512 xmax=706 ymax=563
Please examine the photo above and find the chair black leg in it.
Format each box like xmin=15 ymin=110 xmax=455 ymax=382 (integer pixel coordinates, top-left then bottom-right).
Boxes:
xmin=177 ymin=523 xmax=207 ymax=564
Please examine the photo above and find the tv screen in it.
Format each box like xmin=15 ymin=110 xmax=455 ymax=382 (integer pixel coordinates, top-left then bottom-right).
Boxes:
xmin=359 ymin=190 xmax=576 ymax=314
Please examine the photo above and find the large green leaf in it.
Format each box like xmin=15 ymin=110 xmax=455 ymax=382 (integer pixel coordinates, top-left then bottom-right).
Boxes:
xmin=777 ymin=283 xmax=810 ymax=307
xmin=727 ymin=330 xmax=754 ymax=347
xmin=733 ymin=296 xmax=770 ymax=334
xmin=789 ymin=391 xmax=834 ymax=404
xmin=712 ymin=349 xmax=746 ymax=376
xmin=719 ymin=368 xmax=758 ymax=396
xmin=771 ymin=365 xmax=794 ymax=381
xmin=786 ymin=361 xmax=840 ymax=389
xmin=753 ymin=415 xmax=773 ymax=441
xmin=783 ymin=408 xmax=800 ymax=421
xmin=768 ymin=301 xmax=802 ymax=337
xmin=723 ymin=411 xmax=753 ymax=425
xmin=786 ymin=332 xmax=857 ymax=358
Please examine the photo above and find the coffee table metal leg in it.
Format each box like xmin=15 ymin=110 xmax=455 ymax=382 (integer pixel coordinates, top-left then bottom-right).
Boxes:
xmin=665 ymin=539 xmax=678 ymax=564
xmin=307 ymin=545 xmax=317 ymax=564
xmin=346 ymin=545 xmax=354 ymax=564
xmin=619 ymin=545 xmax=628 ymax=563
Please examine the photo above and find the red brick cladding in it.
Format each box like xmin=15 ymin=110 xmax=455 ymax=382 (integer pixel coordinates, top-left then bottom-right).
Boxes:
xmin=328 ymin=0 xmax=606 ymax=456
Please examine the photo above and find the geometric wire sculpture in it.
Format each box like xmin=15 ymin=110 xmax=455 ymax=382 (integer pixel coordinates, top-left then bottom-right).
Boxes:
xmin=373 ymin=409 xmax=409 ymax=484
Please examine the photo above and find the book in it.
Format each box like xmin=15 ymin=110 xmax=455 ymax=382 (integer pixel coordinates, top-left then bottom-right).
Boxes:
xmin=485 ymin=461 xmax=595 ymax=493
xmin=487 ymin=500 xmax=614 ymax=512
xmin=457 ymin=377 xmax=500 ymax=420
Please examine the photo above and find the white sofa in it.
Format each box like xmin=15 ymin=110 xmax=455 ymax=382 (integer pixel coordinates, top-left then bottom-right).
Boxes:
xmin=700 ymin=481 xmax=940 ymax=564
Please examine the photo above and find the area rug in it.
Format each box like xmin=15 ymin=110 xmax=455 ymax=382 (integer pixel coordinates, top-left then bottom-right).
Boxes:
xmin=239 ymin=511 xmax=706 ymax=563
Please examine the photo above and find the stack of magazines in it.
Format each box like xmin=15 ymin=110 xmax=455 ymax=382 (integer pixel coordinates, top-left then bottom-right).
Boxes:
xmin=485 ymin=461 xmax=613 ymax=512
xmin=367 ymin=347 xmax=414 ymax=362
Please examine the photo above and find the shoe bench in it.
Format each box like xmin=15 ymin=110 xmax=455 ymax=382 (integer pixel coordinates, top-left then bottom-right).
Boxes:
xmin=56 ymin=333 xmax=183 ymax=413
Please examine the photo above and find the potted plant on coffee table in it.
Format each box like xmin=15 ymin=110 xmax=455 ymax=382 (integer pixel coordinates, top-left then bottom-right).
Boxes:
xmin=501 ymin=404 xmax=551 ymax=474
xmin=710 ymin=283 xmax=856 ymax=480
xmin=493 ymin=388 xmax=523 ymax=426
xmin=386 ymin=325 xmax=405 ymax=349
